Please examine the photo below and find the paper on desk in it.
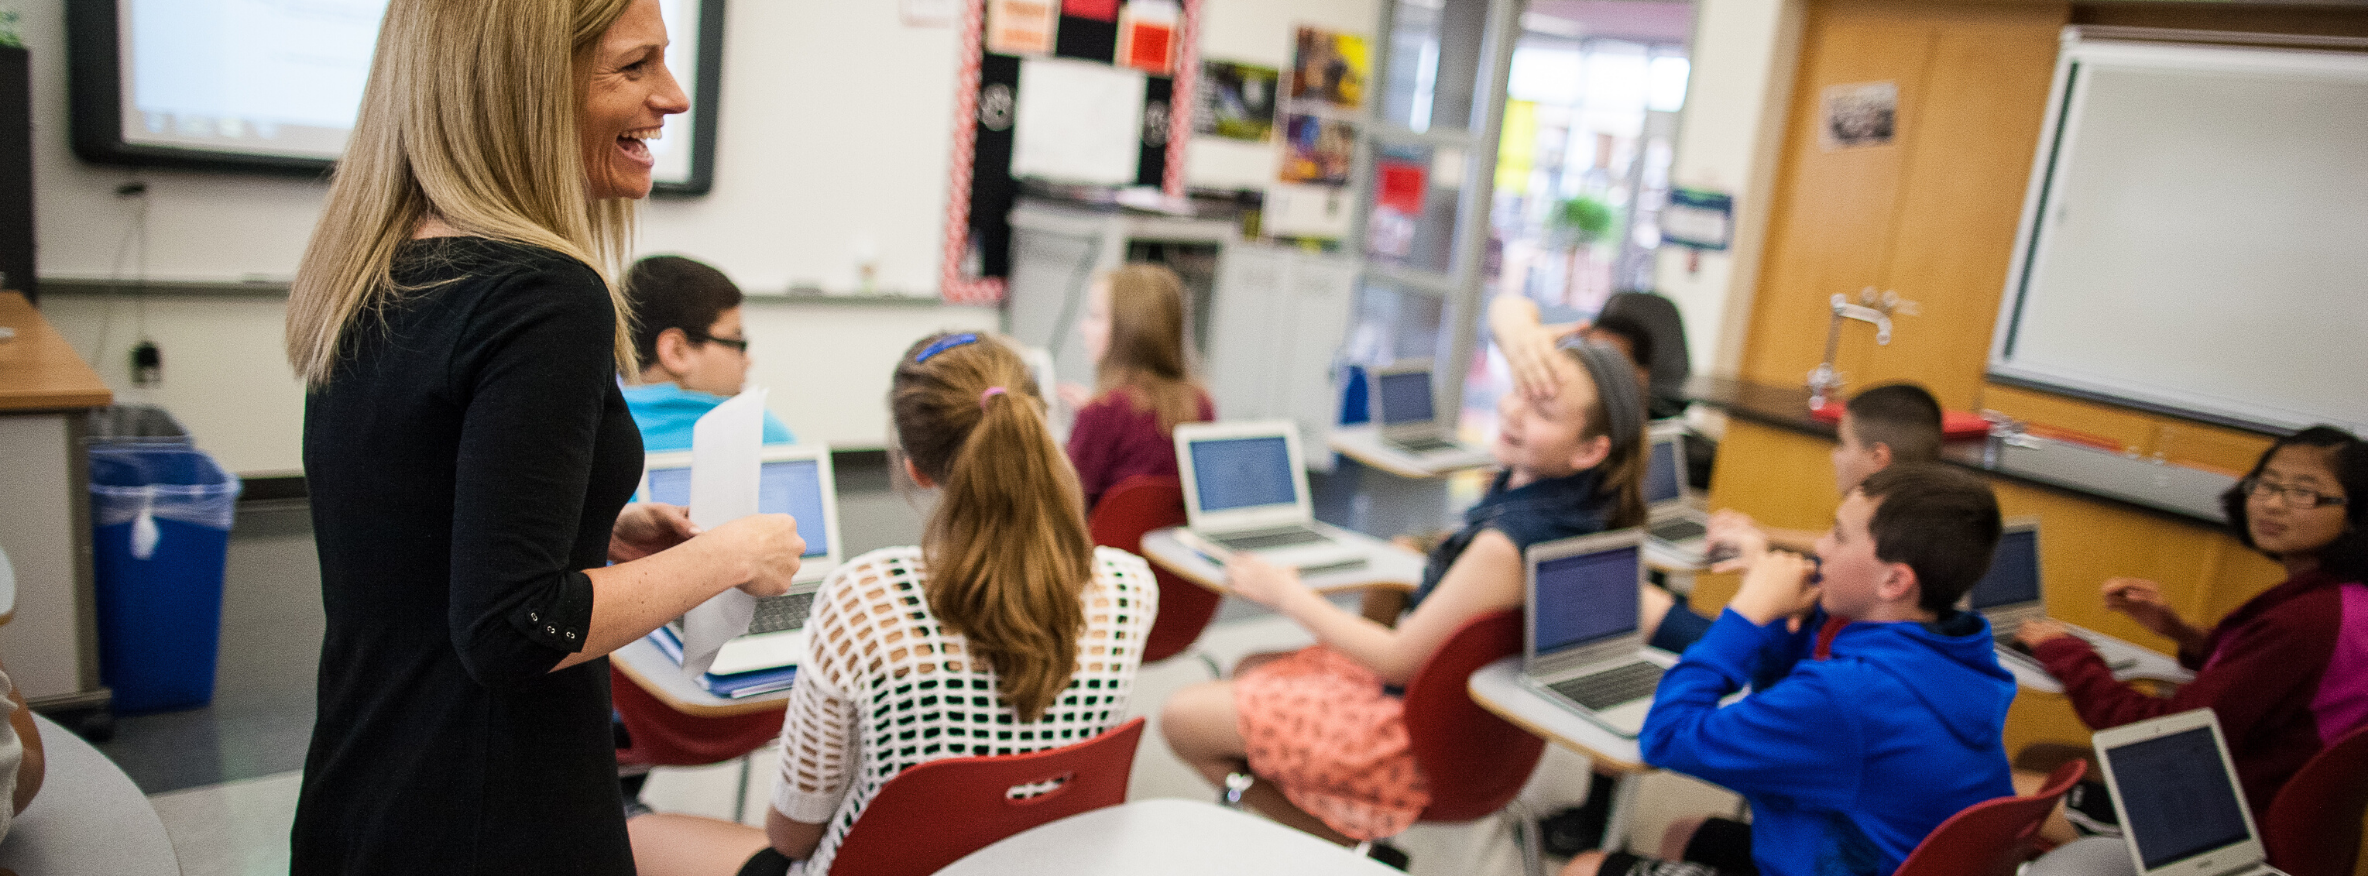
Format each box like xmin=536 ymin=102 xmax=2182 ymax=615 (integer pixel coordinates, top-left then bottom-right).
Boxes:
xmin=674 ymin=388 xmax=767 ymax=677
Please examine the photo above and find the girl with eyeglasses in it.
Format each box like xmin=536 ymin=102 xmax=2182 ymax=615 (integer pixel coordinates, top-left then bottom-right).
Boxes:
xmin=2014 ymin=425 xmax=2368 ymax=816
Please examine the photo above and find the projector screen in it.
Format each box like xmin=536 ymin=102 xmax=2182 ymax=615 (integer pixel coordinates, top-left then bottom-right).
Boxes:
xmin=1989 ymin=36 xmax=2368 ymax=435
xmin=68 ymin=0 xmax=723 ymax=194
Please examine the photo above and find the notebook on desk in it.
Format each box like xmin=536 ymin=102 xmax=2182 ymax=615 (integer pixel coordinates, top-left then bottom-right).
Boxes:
xmin=1517 ymin=530 xmax=1674 ymax=739
xmin=1172 ymin=420 xmax=1368 ymax=572
xmin=1643 ymin=423 xmax=1712 ymax=565
xmin=2094 ymin=709 xmax=2289 ymax=876
xmin=1965 ymin=521 xmax=2137 ymax=673
xmin=1368 ymin=361 xmax=1484 ymax=458
xmin=639 ymin=444 xmax=843 ymax=676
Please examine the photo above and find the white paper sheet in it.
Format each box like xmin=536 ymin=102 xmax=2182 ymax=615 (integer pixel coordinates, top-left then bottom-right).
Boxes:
xmin=1012 ymin=57 xmax=1147 ymax=186
xmin=674 ymin=388 xmax=768 ymax=677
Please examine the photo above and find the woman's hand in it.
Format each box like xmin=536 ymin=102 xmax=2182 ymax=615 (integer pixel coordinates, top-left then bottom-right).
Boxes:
xmin=2014 ymin=618 xmax=2074 ymax=649
xmin=1224 ymin=554 xmax=1313 ymax=614
xmin=1489 ymin=296 xmax=1574 ymax=401
xmin=611 ymin=503 xmax=697 ymax=563
xmin=708 ymin=514 xmax=806 ymax=598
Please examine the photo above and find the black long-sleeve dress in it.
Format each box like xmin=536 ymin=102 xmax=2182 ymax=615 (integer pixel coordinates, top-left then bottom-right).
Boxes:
xmin=292 ymin=237 xmax=643 ymax=874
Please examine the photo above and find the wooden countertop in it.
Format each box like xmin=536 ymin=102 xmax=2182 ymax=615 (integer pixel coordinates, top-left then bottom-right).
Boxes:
xmin=0 ymin=292 xmax=112 ymax=412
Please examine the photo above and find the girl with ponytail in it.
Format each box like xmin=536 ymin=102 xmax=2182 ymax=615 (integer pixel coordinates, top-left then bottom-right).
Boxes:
xmin=628 ymin=332 xmax=1160 ymax=876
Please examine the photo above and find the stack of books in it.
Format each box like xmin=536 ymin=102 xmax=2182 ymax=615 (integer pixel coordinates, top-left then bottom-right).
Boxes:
xmin=646 ymin=627 xmax=798 ymax=699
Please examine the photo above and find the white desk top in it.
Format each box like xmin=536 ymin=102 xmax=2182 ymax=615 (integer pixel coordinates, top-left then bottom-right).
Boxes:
xmin=0 ymin=714 xmax=179 ymax=875
xmin=611 ymin=636 xmax=794 ymax=718
xmin=1328 ymin=426 xmax=1496 ymax=479
xmin=1468 ymin=656 xmax=1649 ymax=775
xmin=1139 ymin=527 xmax=1429 ymax=595
xmin=937 ymin=797 xmax=1402 ymax=875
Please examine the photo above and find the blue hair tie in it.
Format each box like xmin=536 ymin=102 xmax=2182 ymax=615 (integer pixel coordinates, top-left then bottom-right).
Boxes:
xmin=914 ymin=333 xmax=980 ymax=363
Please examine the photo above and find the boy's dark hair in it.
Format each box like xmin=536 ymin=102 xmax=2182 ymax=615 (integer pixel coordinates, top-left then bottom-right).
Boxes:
xmin=1847 ymin=383 xmax=1944 ymax=463
xmin=624 ymin=255 xmax=744 ymax=372
xmin=1856 ymin=463 xmax=2002 ymax=614
xmin=1587 ymin=313 xmax=1656 ymax=374
xmin=2221 ymin=425 xmax=2367 ymax=582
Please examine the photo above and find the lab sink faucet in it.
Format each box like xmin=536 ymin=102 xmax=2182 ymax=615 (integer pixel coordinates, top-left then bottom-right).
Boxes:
xmin=1807 ymin=288 xmax=1909 ymax=410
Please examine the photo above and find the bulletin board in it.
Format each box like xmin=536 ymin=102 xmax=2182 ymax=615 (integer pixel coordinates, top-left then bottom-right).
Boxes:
xmin=940 ymin=0 xmax=1202 ymax=303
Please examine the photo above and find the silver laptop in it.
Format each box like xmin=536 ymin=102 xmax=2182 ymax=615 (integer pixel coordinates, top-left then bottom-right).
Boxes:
xmin=1966 ymin=521 xmax=2136 ymax=672
xmin=1643 ymin=423 xmax=1711 ymax=564
xmin=1369 ymin=361 xmax=1480 ymax=457
xmin=1517 ymin=530 xmax=1676 ymax=738
xmin=640 ymin=444 xmax=844 ymax=676
xmin=1171 ymin=420 xmax=1367 ymax=572
xmin=2095 ymin=709 xmax=2288 ymax=876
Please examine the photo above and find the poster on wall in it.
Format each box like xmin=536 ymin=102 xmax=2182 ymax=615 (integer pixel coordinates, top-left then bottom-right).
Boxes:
xmin=1821 ymin=81 xmax=1896 ymax=150
xmin=1196 ymin=61 xmax=1279 ymax=141
xmin=1114 ymin=0 xmax=1179 ymax=75
xmin=1289 ymin=26 xmax=1368 ymax=111
xmin=1279 ymin=113 xmax=1354 ymax=185
xmin=987 ymin=0 xmax=1059 ymax=55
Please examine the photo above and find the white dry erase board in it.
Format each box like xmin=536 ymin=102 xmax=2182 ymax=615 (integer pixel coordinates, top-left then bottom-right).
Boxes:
xmin=1989 ymin=32 xmax=2368 ymax=435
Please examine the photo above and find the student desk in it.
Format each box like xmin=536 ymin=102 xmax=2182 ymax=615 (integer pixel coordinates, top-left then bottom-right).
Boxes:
xmin=610 ymin=636 xmax=794 ymax=719
xmin=1138 ymin=527 xmax=1429 ymax=595
xmin=1327 ymin=425 xmax=1495 ymax=479
xmin=0 ymin=293 xmax=112 ymax=714
xmin=935 ymin=797 xmax=1403 ymax=875
xmin=1469 ymin=657 xmax=1651 ymax=853
xmin=0 ymin=713 xmax=178 ymax=874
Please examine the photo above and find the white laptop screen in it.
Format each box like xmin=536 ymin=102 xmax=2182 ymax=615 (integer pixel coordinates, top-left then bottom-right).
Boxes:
xmin=1534 ymin=545 xmax=1643 ymax=654
xmin=1376 ymin=371 xmax=1436 ymax=427
xmin=1646 ymin=438 xmax=1685 ymax=506
xmin=1967 ymin=527 xmax=2041 ymax=611
xmin=647 ymin=458 xmax=832 ymax=560
xmin=2110 ymin=726 xmax=2254 ymax=869
xmin=1188 ymin=435 xmax=1299 ymax=512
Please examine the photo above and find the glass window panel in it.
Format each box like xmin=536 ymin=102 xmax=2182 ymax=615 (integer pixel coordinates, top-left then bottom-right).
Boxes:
xmin=1364 ymin=140 xmax=1465 ymax=274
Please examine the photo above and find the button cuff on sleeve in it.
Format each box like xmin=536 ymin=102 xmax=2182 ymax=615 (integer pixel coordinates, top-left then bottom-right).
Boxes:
xmin=511 ymin=570 xmax=596 ymax=653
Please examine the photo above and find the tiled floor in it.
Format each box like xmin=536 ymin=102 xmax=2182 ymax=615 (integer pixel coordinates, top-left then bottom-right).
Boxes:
xmin=88 ymin=456 xmax=1732 ymax=876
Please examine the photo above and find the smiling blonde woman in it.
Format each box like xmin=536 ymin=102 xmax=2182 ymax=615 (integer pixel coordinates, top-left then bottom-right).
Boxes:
xmin=283 ymin=2 xmax=806 ymax=872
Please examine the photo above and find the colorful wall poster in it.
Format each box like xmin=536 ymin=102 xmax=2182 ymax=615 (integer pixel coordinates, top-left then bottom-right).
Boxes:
xmin=1289 ymin=26 xmax=1368 ymax=111
xmin=1279 ymin=113 xmax=1355 ymax=185
xmin=1196 ymin=60 xmax=1279 ymax=141
xmin=986 ymin=0 xmax=1058 ymax=56
xmin=1115 ymin=0 xmax=1179 ymax=75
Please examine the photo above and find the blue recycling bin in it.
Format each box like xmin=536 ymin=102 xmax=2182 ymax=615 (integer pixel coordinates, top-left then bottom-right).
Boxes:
xmin=87 ymin=443 xmax=242 ymax=714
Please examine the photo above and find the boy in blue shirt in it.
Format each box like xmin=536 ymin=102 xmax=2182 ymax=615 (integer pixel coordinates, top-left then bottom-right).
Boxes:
xmin=1569 ymin=463 xmax=2016 ymax=876
xmin=622 ymin=255 xmax=794 ymax=451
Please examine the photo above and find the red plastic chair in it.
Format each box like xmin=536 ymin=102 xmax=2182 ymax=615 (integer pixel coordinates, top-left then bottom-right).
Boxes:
xmin=609 ymin=667 xmax=784 ymax=768
xmin=1403 ymin=609 xmax=1548 ymax=824
xmin=2263 ymin=721 xmax=2368 ymax=876
xmin=1087 ymin=475 xmax=1221 ymax=668
xmin=1893 ymin=759 xmax=2087 ymax=876
xmin=827 ymin=717 xmax=1147 ymax=876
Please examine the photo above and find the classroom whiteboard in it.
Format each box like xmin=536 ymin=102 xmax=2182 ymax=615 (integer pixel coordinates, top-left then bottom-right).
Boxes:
xmin=1989 ymin=35 xmax=2368 ymax=435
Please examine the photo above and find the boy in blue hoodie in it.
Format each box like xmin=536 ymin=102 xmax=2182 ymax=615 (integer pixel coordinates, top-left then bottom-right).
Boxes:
xmin=1569 ymin=463 xmax=2016 ymax=876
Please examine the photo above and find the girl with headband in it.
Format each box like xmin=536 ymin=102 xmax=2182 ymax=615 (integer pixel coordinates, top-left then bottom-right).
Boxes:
xmin=628 ymin=331 xmax=1160 ymax=876
xmin=1161 ymin=337 xmax=1649 ymax=854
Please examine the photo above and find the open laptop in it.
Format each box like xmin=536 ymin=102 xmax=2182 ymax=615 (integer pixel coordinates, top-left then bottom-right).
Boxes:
xmin=1517 ymin=530 xmax=1676 ymax=738
xmin=1368 ymin=361 xmax=1482 ymax=457
xmin=1643 ymin=423 xmax=1712 ymax=565
xmin=1171 ymin=420 xmax=1368 ymax=572
xmin=639 ymin=443 xmax=844 ymax=676
xmin=2094 ymin=709 xmax=2289 ymax=876
xmin=1966 ymin=521 xmax=2136 ymax=672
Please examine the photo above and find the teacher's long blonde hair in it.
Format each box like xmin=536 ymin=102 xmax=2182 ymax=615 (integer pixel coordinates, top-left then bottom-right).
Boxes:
xmin=286 ymin=0 xmax=639 ymax=387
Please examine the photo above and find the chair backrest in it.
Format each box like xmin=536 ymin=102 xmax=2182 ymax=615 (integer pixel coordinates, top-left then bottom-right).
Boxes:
xmin=608 ymin=667 xmax=784 ymax=767
xmin=2263 ymin=721 xmax=2368 ymax=876
xmin=1894 ymin=759 xmax=2087 ymax=876
xmin=1598 ymin=291 xmax=1691 ymax=402
xmin=829 ymin=717 xmax=1147 ymax=876
xmin=1402 ymin=609 xmax=1546 ymax=823
xmin=1088 ymin=475 xmax=1218 ymax=664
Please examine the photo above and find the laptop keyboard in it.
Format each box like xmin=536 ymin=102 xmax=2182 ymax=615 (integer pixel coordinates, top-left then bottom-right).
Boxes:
xmin=1211 ymin=526 xmax=1331 ymax=552
xmin=1650 ymin=518 xmax=1707 ymax=543
xmin=1997 ymin=631 xmax=2137 ymax=671
xmin=750 ymin=591 xmax=816 ymax=635
xmin=1549 ymin=661 xmax=1666 ymax=711
xmin=1389 ymin=435 xmax=1462 ymax=454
